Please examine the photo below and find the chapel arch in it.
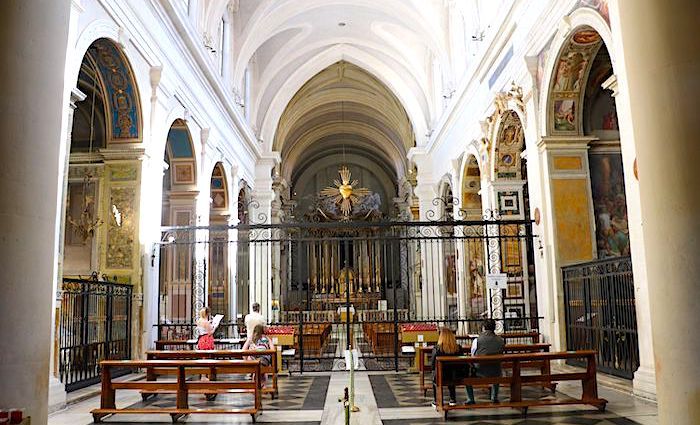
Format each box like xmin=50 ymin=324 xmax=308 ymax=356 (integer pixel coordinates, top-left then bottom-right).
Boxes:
xmin=460 ymin=154 xmax=487 ymax=318
xmin=208 ymin=162 xmax=230 ymax=316
xmin=57 ymin=37 xmax=144 ymax=384
xmin=543 ymin=26 xmax=638 ymax=377
xmin=490 ymin=110 xmax=538 ymax=326
xmin=62 ymin=37 xmax=143 ymax=280
xmin=158 ymin=119 xmax=199 ymax=335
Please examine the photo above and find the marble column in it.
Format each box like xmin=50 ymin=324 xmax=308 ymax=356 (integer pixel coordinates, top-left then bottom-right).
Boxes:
xmin=610 ymin=0 xmax=700 ymax=421
xmin=0 ymin=1 xmax=71 ymax=423
xmin=49 ymin=88 xmax=85 ymax=411
xmin=250 ymin=158 xmax=276 ymax=319
xmin=414 ymin=182 xmax=446 ymax=319
xmin=602 ymin=75 xmax=657 ymax=400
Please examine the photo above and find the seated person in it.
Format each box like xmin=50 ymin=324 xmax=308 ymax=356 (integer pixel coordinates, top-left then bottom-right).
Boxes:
xmin=242 ymin=324 xmax=275 ymax=385
xmin=431 ymin=327 xmax=465 ymax=407
xmin=466 ymin=318 xmax=505 ymax=404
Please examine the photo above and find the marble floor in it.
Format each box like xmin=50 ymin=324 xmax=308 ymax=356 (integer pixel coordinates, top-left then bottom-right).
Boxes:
xmin=49 ymin=372 xmax=658 ymax=425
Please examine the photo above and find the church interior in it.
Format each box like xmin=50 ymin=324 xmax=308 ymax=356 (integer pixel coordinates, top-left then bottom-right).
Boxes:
xmin=0 ymin=0 xmax=699 ymax=424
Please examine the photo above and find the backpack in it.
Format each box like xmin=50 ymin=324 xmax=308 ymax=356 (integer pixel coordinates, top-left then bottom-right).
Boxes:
xmin=252 ymin=337 xmax=272 ymax=366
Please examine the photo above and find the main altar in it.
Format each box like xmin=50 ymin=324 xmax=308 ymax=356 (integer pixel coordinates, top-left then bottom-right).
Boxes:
xmin=283 ymin=166 xmax=397 ymax=313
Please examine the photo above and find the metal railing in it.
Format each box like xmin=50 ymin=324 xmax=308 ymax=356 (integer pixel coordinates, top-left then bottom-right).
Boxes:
xmin=58 ymin=278 xmax=132 ymax=391
xmin=562 ymin=256 xmax=639 ymax=379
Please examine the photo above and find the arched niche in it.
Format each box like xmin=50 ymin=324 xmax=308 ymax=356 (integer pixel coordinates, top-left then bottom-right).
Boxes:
xmin=62 ymin=38 xmax=143 ymax=280
xmin=158 ymin=119 xmax=199 ymax=328
xmin=459 ymin=154 xmax=487 ymax=317
xmin=542 ymin=24 xmax=638 ymax=376
xmin=161 ymin=119 xmax=198 ymax=227
xmin=208 ymin=162 xmax=229 ymax=316
xmin=461 ymin=154 xmax=483 ymax=220
xmin=544 ymin=26 xmax=630 ymax=261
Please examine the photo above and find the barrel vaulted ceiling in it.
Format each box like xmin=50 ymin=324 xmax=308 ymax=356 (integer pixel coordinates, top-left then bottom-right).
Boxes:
xmin=218 ymin=0 xmax=453 ymax=154
xmin=195 ymin=0 xmax=511 ymax=177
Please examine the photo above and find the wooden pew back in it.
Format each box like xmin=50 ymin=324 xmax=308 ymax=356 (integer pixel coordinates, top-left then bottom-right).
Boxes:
xmin=92 ymin=359 xmax=262 ymax=423
xmin=434 ymin=350 xmax=606 ymax=419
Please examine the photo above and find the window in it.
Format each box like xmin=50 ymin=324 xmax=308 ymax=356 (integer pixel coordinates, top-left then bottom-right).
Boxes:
xmin=218 ymin=17 xmax=225 ymax=75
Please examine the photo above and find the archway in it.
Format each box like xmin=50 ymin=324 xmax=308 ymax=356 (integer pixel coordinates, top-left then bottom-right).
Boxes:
xmin=208 ymin=162 xmax=229 ymax=317
xmin=57 ymin=37 xmax=143 ymax=391
xmin=491 ymin=110 xmax=537 ymax=330
xmin=158 ymin=119 xmax=198 ymax=338
xmin=460 ymin=155 xmax=487 ymax=318
xmin=544 ymin=26 xmax=638 ymax=378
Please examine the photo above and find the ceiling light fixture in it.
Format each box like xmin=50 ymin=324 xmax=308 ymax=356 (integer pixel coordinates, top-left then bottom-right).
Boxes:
xmin=338 ymin=22 xmax=346 ymax=27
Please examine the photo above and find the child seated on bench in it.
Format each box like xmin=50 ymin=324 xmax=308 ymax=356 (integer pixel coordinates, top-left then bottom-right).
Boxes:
xmin=243 ymin=324 xmax=275 ymax=385
xmin=466 ymin=318 xmax=505 ymax=404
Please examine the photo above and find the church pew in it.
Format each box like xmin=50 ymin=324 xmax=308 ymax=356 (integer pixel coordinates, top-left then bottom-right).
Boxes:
xmin=145 ymin=349 xmax=278 ymax=399
xmin=418 ymin=343 xmax=554 ymax=395
xmin=92 ymin=359 xmax=261 ymax=423
xmin=434 ymin=350 xmax=606 ymax=420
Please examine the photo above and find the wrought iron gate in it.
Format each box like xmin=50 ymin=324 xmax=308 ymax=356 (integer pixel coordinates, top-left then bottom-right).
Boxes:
xmin=156 ymin=208 xmax=541 ymax=372
xmin=563 ymin=256 xmax=639 ymax=379
xmin=58 ymin=278 xmax=132 ymax=391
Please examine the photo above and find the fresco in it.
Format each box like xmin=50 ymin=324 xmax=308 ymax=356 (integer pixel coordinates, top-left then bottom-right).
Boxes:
xmin=589 ymin=153 xmax=630 ymax=258
xmin=90 ymin=39 xmax=141 ymax=141
xmin=549 ymin=28 xmax=602 ymax=134
xmin=554 ymin=99 xmax=577 ymax=131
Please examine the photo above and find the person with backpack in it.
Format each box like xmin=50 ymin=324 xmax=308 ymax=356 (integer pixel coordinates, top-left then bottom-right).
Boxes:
xmin=242 ymin=324 xmax=275 ymax=385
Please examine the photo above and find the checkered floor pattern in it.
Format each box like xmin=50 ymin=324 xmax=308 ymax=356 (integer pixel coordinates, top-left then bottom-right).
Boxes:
xmin=124 ymin=374 xmax=329 ymax=412
xmin=371 ymin=373 xmax=642 ymax=425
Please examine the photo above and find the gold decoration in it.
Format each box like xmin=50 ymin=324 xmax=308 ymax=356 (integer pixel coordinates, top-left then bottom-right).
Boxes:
xmin=320 ymin=166 xmax=370 ymax=218
xmin=67 ymin=171 xmax=103 ymax=242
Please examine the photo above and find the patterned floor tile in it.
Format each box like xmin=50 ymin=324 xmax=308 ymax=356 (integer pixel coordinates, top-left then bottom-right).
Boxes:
xmin=374 ymin=373 xmax=643 ymax=425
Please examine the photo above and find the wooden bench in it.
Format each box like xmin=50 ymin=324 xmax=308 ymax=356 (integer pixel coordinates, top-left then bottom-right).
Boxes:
xmin=418 ymin=343 xmax=553 ymax=395
xmin=154 ymin=338 xmax=244 ymax=350
xmin=456 ymin=331 xmax=540 ymax=345
xmin=91 ymin=359 xmax=262 ymax=423
xmin=434 ymin=350 xmax=607 ymax=419
xmin=145 ymin=349 xmax=278 ymax=399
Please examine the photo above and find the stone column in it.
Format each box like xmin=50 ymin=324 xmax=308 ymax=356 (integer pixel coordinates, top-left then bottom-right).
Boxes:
xmin=536 ymin=137 xmax=597 ymax=350
xmin=250 ymin=158 xmax=276 ymax=319
xmin=49 ymin=88 xmax=85 ymax=411
xmin=610 ymin=0 xmax=700 ymax=421
xmin=602 ymin=75 xmax=657 ymax=400
xmin=0 ymin=1 xmax=71 ymax=423
xmin=414 ymin=182 xmax=446 ymax=319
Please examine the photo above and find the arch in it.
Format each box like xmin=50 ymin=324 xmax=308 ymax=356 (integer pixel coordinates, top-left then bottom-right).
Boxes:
xmin=164 ymin=119 xmax=198 ymax=192
xmin=539 ymin=7 xmax=616 ymax=137
xmin=259 ymin=44 xmax=429 ymax=150
xmin=491 ymin=110 xmax=526 ymax=182
xmin=72 ymin=37 xmax=142 ymax=143
xmin=209 ymin=162 xmax=229 ymax=215
xmin=460 ymin=154 xmax=483 ymax=220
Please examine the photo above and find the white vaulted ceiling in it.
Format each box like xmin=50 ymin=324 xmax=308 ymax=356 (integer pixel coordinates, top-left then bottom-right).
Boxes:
xmin=226 ymin=0 xmax=452 ymax=151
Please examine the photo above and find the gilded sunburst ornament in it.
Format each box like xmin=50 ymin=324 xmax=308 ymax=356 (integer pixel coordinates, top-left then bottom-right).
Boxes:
xmin=320 ymin=166 xmax=370 ymax=218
